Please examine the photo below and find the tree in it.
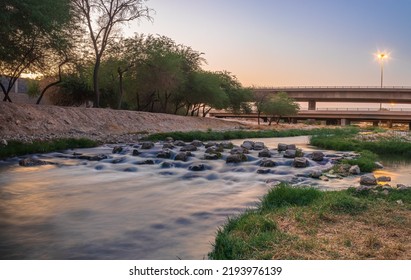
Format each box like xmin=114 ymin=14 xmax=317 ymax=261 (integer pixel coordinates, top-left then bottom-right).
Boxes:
xmin=0 ymin=0 xmax=73 ymax=102
xmin=217 ymin=71 xmax=252 ymax=113
xmin=262 ymin=92 xmax=300 ymax=125
xmin=72 ymin=0 xmax=152 ymax=107
xmin=252 ymin=90 xmax=270 ymax=125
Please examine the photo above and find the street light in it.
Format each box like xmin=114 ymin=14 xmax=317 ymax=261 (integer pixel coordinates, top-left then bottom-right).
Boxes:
xmin=377 ymin=52 xmax=388 ymax=110
xmin=377 ymin=53 xmax=387 ymax=88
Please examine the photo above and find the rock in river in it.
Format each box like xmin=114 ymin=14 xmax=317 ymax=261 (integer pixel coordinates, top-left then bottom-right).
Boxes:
xmin=19 ymin=157 xmax=53 ymax=167
xmin=293 ymin=157 xmax=308 ymax=168
xmin=226 ymin=153 xmax=247 ymax=163
xmin=258 ymin=149 xmax=271 ymax=158
xmin=360 ymin=174 xmax=377 ymax=185
xmin=311 ymin=151 xmax=324 ymax=161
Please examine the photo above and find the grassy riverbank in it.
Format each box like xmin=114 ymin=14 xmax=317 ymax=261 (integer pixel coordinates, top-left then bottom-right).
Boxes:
xmin=0 ymin=138 xmax=97 ymax=159
xmin=144 ymin=127 xmax=358 ymax=142
xmin=209 ymin=184 xmax=411 ymax=260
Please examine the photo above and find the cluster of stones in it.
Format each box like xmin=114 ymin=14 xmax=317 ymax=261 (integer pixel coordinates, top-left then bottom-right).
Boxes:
xmin=14 ymin=137 xmax=411 ymax=190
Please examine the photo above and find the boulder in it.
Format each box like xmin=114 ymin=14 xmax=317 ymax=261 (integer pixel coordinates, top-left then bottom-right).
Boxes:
xmin=258 ymin=149 xmax=271 ymax=158
xmin=174 ymin=152 xmax=189 ymax=161
xmin=204 ymin=153 xmax=221 ymax=160
xmin=157 ymin=149 xmax=172 ymax=159
xmin=310 ymin=169 xmax=323 ymax=178
xmin=375 ymin=162 xmax=384 ymax=169
xmin=141 ymin=142 xmax=154 ymax=149
xmin=293 ymin=157 xmax=308 ymax=168
xmin=19 ymin=157 xmax=53 ymax=167
xmin=190 ymin=140 xmax=203 ymax=147
xmin=287 ymin=144 xmax=296 ymax=150
xmin=132 ymin=149 xmax=140 ymax=156
xmin=241 ymin=141 xmax=254 ymax=150
xmin=360 ymin=174 xmax=377 ymax=185
xmin=219 ymin=142 xmax=234 ymax=149
xmin=257 ymin=169 xmax=271 ymax=174
xmin=174 ymin=140 xmax=186 ymax=147
xmin=77 ymin=154 xmax=108 ymax=161
xmin=311 ymin=151 xmax=324 ymax=161
xmin=112 ymin=146 xmax=123 ymax=154
xmin=162 ymin=143 xmax=175 ymax=149
xmin=349 ymin=165 xmax=361 ymax=175
xmin=165 ymin=137 xmax=174 ymax=142
xmin=188 ymin=164 xmax=206 ymax=171
xmin=136 ymin=159 xmax=155 ymax=165
xmin=377 ymin=176 xmax=391 ymax=182
xmin=180 ymin=145 xmax=197 ymax=152
xmin=260 ymin=159 xmax=276 ymax=167
xmin=254 ymin=142 xmax=265 ymax=150
xmin=278 ymin=143 xmax=288 ymax=151
xmin=284 ymin=149 xmax=297 ymax=158
xmin=397 ymin=184 xmax=410 ymax=190
xmin=226 ymin=153 xmax=247 ymax=163
xmin=230 ymin=147 xmax=249 ymax=154
xmin=161 ymin=162 xmax=174 ymax=168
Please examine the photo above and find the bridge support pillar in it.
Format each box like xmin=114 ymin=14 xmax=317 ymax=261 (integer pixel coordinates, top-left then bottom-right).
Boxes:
xmin=308 ymin=100 xmax=316 ymax=110
xmin=341 ymin=119 xmax=350 ymax=126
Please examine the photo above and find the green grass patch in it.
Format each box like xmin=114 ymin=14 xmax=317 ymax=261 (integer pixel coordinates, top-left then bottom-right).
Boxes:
xmin=209 ymin=184 xmax=411 ymax=259
xmin=342 ymin=150 xmax=378 ymax=172
xmin=144 ymin=127 xmax=359 ymax=142
xmin=0 ymin=138 xmax=98 ymax=159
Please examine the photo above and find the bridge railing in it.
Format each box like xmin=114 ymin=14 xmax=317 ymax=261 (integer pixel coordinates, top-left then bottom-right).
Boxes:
xmin=314 ymin=108 xmax=411 ymax=111
xmin=253 ymin=86 xmax=411 ymax=89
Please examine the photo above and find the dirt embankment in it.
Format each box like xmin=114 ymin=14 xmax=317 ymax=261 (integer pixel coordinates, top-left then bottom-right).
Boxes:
xmin=0 ymin=103 xmax=249 ymax=143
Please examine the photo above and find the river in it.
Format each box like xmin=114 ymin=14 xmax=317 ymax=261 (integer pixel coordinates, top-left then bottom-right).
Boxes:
xmin=0 ymin=136 xmax=407 ymax=259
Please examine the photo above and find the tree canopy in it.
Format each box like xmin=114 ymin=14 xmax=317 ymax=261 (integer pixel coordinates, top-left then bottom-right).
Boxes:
xmin=261 ymin=92 xmax=300 ymax=125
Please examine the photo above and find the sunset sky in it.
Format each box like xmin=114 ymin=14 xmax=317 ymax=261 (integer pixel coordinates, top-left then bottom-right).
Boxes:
xmin=127 ymin=0 xmax=411 ymax=88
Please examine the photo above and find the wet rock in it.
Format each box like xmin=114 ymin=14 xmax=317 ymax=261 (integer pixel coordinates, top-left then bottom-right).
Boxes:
xmin=190 ymin=140 xmax=203 ymax=147
xmin=188 ymin=164 xmax=206 ymax=171
xmin=310 ymin=169 xmax=323 ymax=179
xmin=254 ymin=142 xmax=265 ymax=150
xmin=180 ymin=145 xmax=197 ymax=152
xmin=241 ymin=141 xmax=254 ymax=150
xmin=78 ymin=154 xmax=108 ymax=161
xmin=360 ymin=174 xmax=377 ymax=185
xmin=278 ymin=143 xmax=288 ymax=151
xmin=257 ymin=169 xmax=271 ymax=174
xmin=136 ymin=159 xmax=155 ymax=165
xmin=204 ymin=142 xmax=215 ymax=148
xmin=204 ymin=153 xmax=221 ymax=160
xmin=219 ymin=142 xmax=234 ymax=149
xmin=174 ymin=140 xmax=186 ymax=146
xmin=112 ymin=157 xmax=126 ymax=164
xmin=319 ymin=175 xmax=329 ymax=181
xmin=226 ymin=153 xmax=248 ymax=163
xmin=293 ymin=157 xmax=308 ymax=168
xmin=132 ymin=149 xmax=140 ymax=156
xmin=258 ymin=149 xmax=271 ymax=158
xmin=112 ymin=146 xmax=123 ymax=154
xmin=311 ymin=151 xmax=324 ymax=161
xmin=19 ymin=157 xmax=53 ymax=167
xmin=175 ymin=152 xmax=189 ymax=161
xmin=377 ymin=176 xmax=391 ymax=182
xmin=141 ymin=141 xmax=154 ymax=149
xmin=284 ymin=149 xmax=297 ymax=158
xmin=165 ymin=137 xmax=174 ymax=142
xmin=230 ymin=147 xmax=248 ymax=154
xmin=205 ymin=147 xmax=221 ymax=154
xmin=157 ymin=149 xmax=172 ymax=159
xmin=162 ymin=143 xmax=175 ymax=149
xmin=349 ymin=165 xmax=361 ymax=175
xmin=397 ymin=184 xmax=410 ymax=190
xmin=260 ymin=159 xmax=276 ymax=167
xmin=161 ymin=162 xmax=174 ymax=168
xmin=334 ymin=163 xmax=351 ymax=176
xmin=287 ymin=144 xmax=296 ymax=150
xmin=123 ymin=167 xmax=137 ymax=172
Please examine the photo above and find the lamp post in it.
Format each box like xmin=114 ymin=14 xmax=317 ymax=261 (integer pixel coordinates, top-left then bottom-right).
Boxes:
xmin=377 ymin=53 xmax=387 ymax=110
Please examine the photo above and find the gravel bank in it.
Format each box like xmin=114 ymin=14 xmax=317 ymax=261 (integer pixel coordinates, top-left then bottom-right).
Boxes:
xmin=0 ymin=103 xmax=249 ymax=143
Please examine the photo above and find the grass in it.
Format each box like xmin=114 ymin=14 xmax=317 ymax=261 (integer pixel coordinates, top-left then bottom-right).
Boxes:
xmin=143 ymin=127 xmax=359 ymax=142
xmin=209 ymin=184 xmax=411 ymax=260
xmin=0 ymin=138 xmax=98 ymax=159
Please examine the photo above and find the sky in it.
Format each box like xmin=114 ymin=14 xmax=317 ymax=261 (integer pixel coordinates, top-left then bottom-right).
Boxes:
xmin=126 ymin=0 xmax=411 ymax=88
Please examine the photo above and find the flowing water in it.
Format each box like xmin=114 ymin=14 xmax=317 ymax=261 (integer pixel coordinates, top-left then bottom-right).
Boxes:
xmin=0 ymin=136 xmax=408 ymax=259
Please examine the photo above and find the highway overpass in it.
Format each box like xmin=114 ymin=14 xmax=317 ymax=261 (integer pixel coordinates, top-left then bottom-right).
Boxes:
xmin=253 ymin=87 xmax=411 ymax=110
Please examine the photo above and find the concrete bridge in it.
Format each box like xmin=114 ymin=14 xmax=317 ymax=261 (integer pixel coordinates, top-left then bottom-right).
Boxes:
xmin=209 ymin=109 xmax=411 ymax=129
xmin=253 ymin=86 xmax=411 ymax=110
